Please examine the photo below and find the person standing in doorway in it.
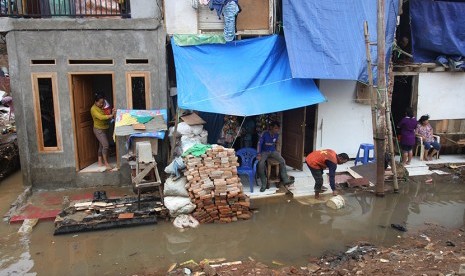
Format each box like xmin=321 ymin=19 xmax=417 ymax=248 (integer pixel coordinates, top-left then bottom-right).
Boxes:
xmin=257 ymin=121 xmax=294 ymax=192
xmin=305 ymin=149 xmax=349 ymax=199
xmin=398 ymin=107 xmax=417 ymax=165
xmin=91 ymin=93 xmax=116 ymax=171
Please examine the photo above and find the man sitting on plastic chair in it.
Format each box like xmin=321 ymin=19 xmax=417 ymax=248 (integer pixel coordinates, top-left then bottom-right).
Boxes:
xmin=257 ymin=121 xmax=294 ymax=192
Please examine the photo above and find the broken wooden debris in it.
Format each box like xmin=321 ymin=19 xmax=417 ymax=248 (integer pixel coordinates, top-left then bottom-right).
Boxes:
xmin=347 ymin=178 xmax=370 ymax=188
xmin=54 ymin=195 xmax=168 ymax=235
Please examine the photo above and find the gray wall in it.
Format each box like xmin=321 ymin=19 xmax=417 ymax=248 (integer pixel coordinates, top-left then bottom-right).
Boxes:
xmin=6 ymin=19 xmax=167 ymax=189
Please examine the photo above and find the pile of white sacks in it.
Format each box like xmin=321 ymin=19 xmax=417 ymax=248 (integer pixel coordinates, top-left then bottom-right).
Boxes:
xmin=163 ymin=176 xmax=200 ymax=229
xmin=169 ymin=122 xmax=208 ymax=157
xmin=165 ymin=120 xmax=208 ymax=229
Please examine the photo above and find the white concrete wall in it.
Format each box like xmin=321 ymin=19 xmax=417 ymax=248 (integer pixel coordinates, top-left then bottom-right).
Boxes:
xmin=417 ymin=72 xmax=465 ymax=120
xmin=316 ymin=80 xmax=373 ymax=158
xmin=131 ymin=0 xmax=160 ymax=19
xmin=164 ymin=0 xmax=198 ymax=34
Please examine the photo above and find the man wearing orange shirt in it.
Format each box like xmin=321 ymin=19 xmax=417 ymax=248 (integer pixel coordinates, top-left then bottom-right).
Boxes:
xmin=305 ymin=149 xmax=349 ymax=199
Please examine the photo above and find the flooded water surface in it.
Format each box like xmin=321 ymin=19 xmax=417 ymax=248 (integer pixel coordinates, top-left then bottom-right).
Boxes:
xmin=1 ymin=172 xmax=465 ymax=275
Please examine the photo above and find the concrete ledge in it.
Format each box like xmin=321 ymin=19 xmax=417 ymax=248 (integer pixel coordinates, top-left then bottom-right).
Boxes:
xmin=0 ymin=18 xmax=161 ymax=33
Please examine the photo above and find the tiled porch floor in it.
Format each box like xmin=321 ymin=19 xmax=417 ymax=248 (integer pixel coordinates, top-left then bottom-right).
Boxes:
xmin=242 ymin=154 xmax=465 ymax=199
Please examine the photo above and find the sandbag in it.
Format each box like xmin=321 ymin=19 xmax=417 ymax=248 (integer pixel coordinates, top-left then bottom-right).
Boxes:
xmin=164 ymin=196 xmax=196 ymax=217
xmin=164 ymin=176 xmax=189 ymax=197
xmin=190 ymin=125 xmax=204 ymax=135
xmin=164 ymin=157 xmax=186 ymax=177
xmin=175 ymin=202 xmax=196 ymax=216
xmin=177 ymin=122 xmax=193 ymax=135
xmin=181 ymin=135 xmax=204 ymax=152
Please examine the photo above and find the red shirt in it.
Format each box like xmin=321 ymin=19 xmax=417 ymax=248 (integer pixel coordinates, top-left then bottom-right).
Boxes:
xmin=306 ymin=149 xmax=338 ymax=170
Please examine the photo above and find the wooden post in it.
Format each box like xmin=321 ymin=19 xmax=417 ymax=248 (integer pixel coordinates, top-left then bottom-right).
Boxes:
xmin=169 ymin=107 xmax=180 ymax=163
xmin=375 ymin=0 xmax=387 ymax=197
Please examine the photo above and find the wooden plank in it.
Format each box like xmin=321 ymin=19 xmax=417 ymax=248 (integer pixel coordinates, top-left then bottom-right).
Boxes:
xmin=236 ymin=0 xmax=270 ymax=31
xmin=133 ymin=163 xmax=156 ymax=185
xmin=410 ymin=75 xmax=419 ymax=117
xmin=460 ymin=120 xmax=465 ymax=134
xmin=393 ymin=71 xmax=419 ymax=76
xmin=447 ymin=119 xmax=456 ymax=134
xmin=198 ymin=0 xmax=273 ymax=34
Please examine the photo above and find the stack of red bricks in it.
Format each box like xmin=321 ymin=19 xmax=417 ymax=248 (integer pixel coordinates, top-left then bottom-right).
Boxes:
xmin=183 ymin=145 xmax=252 ymax=223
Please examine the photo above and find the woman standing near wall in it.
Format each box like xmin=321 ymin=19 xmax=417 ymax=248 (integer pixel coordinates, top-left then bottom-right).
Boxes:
xmin=91 ymin=93 xmax=116 ymax=171
xmin=398 ymin=107 xmax=417 ymax=166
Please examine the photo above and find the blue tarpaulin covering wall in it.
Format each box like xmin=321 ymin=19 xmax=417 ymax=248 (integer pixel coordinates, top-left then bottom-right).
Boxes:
xmin=171 ymin=35 xmax=326 ymax=116
xmin=410 ymin=0 xmax=465 ymax=63
xmin=283 ymin=0 xmax=398 ymax=83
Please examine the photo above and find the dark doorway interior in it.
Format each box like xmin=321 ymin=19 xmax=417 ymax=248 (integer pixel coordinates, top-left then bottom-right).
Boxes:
xmin=391 ymin=76 xmax=413 ymax=129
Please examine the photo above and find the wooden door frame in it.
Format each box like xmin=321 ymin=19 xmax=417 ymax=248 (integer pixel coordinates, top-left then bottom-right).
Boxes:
xmin=125 ymin=71 xmax=151 ymax=109
xmin=31 ymin=72 xmax=63 ymax=153
xmin=68 ymin=71 xmax=117 ymax=172
xmin=281 ymin=107 xmax=306 ymax=170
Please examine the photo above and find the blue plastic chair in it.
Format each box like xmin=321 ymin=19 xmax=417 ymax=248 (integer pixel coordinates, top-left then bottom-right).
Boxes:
xmin=354 ymin=143 xmax=375 ymax=165
xmin=236 ymin=147 xmax=259 ymax=193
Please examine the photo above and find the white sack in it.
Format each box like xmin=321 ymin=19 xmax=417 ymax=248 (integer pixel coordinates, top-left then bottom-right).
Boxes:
xmin=163 ymin=176 xmax=189 ymax=197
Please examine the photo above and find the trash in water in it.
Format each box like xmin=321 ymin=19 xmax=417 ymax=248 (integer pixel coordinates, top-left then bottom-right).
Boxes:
xmin=446 ymin=240 xmax=456 ymax=247
xmin=380 ymin=259 xmax=389 ymax=263
xmin=18 ymin=219 xmax=39 ymax=234
xmin=346 ymin=246 xmax=359 ymax=254
xmin=420 ymin=234 xmax=431 ymax=242
xmin=391 ymin=224 xmax=407 ymax=232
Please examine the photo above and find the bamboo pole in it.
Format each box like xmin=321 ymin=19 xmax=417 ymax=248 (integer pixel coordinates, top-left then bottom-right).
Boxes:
xmin=364 ymin=22 xmax=378 ymax=147
xmin=386 ymin=60 xmax=399 ymax=192
xmin=375 ymin=0 xmax=387 ymax=197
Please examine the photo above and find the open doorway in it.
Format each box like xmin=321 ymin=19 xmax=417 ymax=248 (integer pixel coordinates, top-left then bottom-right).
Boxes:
xmin=391 ymin=76 xmax=414 ymax=128
xmin=70 ymin=73 xmax=116 ymax=171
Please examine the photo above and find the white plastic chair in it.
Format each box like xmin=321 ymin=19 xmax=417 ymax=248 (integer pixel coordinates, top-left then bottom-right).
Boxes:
xmin=415 ymin=135 xmax=440 ymax=161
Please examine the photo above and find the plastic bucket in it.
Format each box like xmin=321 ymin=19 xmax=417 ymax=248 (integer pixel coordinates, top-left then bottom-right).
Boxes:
xmin=326 ymin=195 xmax=345 ymax=209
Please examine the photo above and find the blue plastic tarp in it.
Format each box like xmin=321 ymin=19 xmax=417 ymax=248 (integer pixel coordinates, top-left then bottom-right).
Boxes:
xmin=410 ymin=0 xmax=465 ymax=63
xmin=283 ymin=0 xmax=398 ymax=83
xmin=171 ymin=35 xmax=326 ymax=116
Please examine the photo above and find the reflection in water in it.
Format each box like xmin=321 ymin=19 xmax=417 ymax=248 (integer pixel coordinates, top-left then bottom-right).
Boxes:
xmin=0 ymin=173 xmax=464 ymax=274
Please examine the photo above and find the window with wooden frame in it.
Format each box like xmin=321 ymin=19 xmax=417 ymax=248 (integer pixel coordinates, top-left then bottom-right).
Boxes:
xmin=126 ymin=72 xmax=151 ymax=109
xmin=31 ymin=73 xmax=62 ymax=152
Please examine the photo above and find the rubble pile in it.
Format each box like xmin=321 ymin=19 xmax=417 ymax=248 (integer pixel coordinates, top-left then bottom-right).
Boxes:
xmin=183 ymin=145 xmax=252 ymax=223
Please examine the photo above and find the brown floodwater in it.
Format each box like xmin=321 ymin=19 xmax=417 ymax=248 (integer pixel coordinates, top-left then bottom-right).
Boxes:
xmin=1 ymin=172 xmax=465 ymax=275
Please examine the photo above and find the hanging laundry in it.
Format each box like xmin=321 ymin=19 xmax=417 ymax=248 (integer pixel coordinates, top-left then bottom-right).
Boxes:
xmin=223 ymin=1 xmax=239 ymax=42
xmin=209 ymin=0 xmax=238 ymax=19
